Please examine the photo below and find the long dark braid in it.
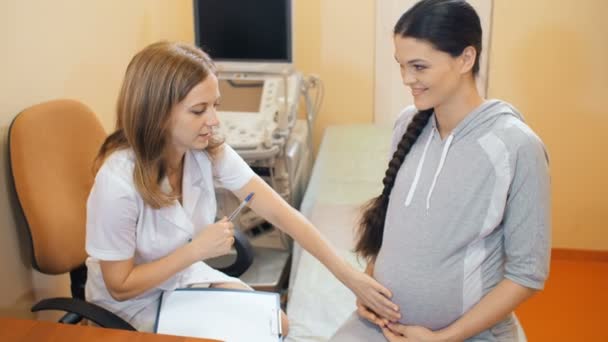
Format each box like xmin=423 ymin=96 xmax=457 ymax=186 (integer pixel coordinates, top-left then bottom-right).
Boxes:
xmin=355 ymin=109 xmax=433 ymax=260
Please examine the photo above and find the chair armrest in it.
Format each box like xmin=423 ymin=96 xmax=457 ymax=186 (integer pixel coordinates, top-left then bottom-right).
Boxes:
xmin=31 ymin=297 xmax=136 ymax=331
xmin=216 ymin=228 xmax=254 ymax=277
xmin=58 ymin=312 xmax=84 ymax=324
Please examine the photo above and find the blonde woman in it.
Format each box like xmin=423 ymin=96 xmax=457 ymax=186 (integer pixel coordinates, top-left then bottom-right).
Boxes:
xmin=84 ymin=41 xmax=400 ymax=333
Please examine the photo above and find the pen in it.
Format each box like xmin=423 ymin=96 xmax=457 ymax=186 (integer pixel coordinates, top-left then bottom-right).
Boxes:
xmin=187 ymin=192 xmax=255 ymax=243
xmin=227 ymin=192 xmax=254 ymax=222
xmin=277 ymin=307 xmax=282 ymax=337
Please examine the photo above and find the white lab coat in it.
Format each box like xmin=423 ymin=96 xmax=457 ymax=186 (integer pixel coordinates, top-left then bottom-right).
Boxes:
xmin=85 ymin=145 xmax=254 ymax=331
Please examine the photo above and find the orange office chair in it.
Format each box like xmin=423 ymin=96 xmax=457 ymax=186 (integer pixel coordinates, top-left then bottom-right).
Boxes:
xmin=8 ymin=99 xmax=254 ymax=330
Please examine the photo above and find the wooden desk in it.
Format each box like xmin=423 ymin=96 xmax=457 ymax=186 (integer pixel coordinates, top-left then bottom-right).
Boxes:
xmin=0 ymin=317 xmax=221 ymax=342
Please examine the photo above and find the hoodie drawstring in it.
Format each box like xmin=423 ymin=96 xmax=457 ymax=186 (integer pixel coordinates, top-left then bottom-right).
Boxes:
xmin=426 ymin=133 xmax=453 ymax=209
xmin=404 ymin=128 xmax=454 ymax=210
xmin=405 ymin=128 xmax=434 ymax=207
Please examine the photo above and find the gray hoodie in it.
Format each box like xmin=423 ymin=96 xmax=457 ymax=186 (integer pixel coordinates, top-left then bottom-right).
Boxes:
xmin=371 ymin=99 xmax=551 ymax=337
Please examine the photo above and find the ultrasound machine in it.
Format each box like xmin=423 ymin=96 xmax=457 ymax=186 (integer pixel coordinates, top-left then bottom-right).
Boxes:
xmin=193 ymin=0 xmax=323 ymax=292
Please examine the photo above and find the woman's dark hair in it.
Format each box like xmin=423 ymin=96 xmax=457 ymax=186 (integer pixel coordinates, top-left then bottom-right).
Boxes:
xmin=355 ymin=0 xmax=482 ymax=260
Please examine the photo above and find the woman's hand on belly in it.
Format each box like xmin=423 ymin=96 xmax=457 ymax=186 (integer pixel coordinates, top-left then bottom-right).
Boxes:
xmin=382 ymin=323 xmax=447 ymax=342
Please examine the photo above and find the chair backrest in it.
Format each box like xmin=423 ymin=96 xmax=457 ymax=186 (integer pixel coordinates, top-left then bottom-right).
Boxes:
xmin=9 ymin=99 xmax=106 ymax=275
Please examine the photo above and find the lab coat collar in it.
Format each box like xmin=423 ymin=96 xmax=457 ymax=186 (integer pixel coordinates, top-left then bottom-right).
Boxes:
xmin=182 ymin=149 xmax=206 ymax=219
xmin=156 ymin=176 xmax=192 ymax=238
xmin=158 ymin=150 xmax=206 ymax=237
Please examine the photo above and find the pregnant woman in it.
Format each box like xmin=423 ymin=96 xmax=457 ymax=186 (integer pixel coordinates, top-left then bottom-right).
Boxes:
xmin=331 ymin=0 xmax=551 ymax=341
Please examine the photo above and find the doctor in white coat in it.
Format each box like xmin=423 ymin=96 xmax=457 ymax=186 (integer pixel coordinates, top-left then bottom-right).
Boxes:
xmin=84 ymin=41 xmax=401 ymax=333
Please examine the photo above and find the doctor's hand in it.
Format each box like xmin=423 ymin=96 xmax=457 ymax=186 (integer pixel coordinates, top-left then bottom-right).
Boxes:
xmin=357 ymin=296 xmax=389 ymax=327
xmin=190 ymin=217 xmax=235 ymax=260
xmin=356 ymin=261 xmax=392 ymax=326
xmin=345 ymin=266 xmax=401 ymax=324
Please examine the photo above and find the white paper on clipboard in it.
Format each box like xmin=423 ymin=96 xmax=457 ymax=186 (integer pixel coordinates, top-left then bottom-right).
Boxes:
xmin=155 ymin=288 xmax=282 ymax=342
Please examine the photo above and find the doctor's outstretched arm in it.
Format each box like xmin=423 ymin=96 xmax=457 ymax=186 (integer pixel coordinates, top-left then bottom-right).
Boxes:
xmin=234 ymin=175 xmax=401 ymax=321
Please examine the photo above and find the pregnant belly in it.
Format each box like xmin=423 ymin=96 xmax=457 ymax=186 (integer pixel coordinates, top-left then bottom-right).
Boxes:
xmin=374 ymin=255 xmax=464 ymax=330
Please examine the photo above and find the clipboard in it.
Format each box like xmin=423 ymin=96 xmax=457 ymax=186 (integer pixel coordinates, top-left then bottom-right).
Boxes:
xmin=154 ymin=288 xmax=282 ymax=342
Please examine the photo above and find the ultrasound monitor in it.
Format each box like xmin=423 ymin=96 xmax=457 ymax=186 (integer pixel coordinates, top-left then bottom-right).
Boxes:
xmin=193 ymin=0 xmax=293 ymax=73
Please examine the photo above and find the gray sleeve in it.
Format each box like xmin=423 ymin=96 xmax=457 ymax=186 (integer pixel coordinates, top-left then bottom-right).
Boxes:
xmin=502 ymin=136 xmax=551 ymax=290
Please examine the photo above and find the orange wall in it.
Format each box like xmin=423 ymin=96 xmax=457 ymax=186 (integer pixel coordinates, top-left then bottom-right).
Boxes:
xmin=0 ymin=1 xmax=194 ymax=131
xmin=294 ymin=0 xmax=376 ymax=152
xmin=488 ymin=0 xmax=608 ymax=250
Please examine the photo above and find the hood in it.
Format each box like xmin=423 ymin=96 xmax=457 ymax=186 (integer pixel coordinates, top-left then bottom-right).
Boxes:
xmin=404 ymin=99 xmax=523 ymax=210
xmin=442 ymin=99 xmax=524 ymax=143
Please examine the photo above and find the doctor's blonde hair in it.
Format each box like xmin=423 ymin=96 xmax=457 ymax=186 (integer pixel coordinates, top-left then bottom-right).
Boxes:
xmin=94 ymin=41 xmax=223 ymax=209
